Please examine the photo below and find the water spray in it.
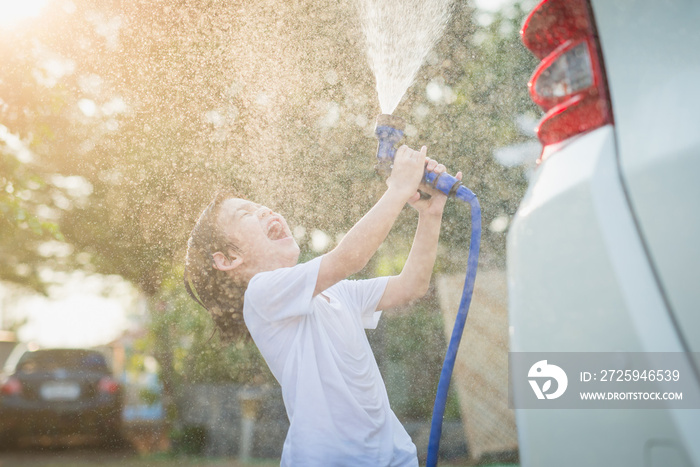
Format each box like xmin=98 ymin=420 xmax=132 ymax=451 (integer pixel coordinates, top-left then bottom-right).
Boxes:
xmin=374 ymin=114 xmax=481 ymax=467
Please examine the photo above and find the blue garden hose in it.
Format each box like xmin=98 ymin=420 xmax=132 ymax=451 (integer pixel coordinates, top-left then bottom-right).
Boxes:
xmin=375 ymin=114 xmax=481 ymax=466
xmin=426 ymin=192 xmax=480 ymax=467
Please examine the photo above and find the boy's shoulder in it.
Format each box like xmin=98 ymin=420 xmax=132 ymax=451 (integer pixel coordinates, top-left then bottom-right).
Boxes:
xmin=251 ymin=256 xmax=323 ymax=284
xmin=243 ymin=257 xmax=325 ymax=324
xmin=245 ymin=256 xmax=324 ymax=302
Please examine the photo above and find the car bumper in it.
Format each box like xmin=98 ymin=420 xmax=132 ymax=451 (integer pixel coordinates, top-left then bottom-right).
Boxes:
xmin=506 ymin=126 xmax=700 ymax=465
xmin=0 ymin=402 xmax=122 ymax=437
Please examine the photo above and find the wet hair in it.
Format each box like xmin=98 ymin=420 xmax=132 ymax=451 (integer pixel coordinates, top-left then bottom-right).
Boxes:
xmin=184 ymin=191 xmax=250 ymax=342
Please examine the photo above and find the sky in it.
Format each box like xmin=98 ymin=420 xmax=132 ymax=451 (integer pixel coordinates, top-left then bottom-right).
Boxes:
xmin=1 ymin=272 xmax=142 ymax=349
xmin=0 ymin=0 xmax=50 ymax=27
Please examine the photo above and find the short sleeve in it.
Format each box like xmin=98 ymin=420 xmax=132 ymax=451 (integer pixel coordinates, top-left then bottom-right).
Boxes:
xmin=334 ymin=276 xmax=389 ymax=329
xmin=245 ymin=256 xmax=322 ymax=322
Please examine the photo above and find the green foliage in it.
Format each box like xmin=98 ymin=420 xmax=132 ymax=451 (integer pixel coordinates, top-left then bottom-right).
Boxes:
xmin=389 ymin=2 xmax=539 ymax=271
xmin=147 ymin=266 xmax=273 ymax=387
xmin=139 ymin=387 xmax=161 ymax=406
xmin=375 ymin=297 xmax=462 ymax=420
xmin=170 ymin=425 xmax=207 ymax=455
xmin=0 ymin=4 xmax=93 ymax=293
xmin=2 ymin=0 xmax=537 ymax=292
xmin=1 ymin=0 xmax=539 ymax=430
xmin=0 ymin=150 xmax=64 ymax=292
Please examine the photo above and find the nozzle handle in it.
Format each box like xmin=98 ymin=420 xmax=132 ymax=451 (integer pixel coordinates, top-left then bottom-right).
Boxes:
xmin=374 ymin=113 xmax=474 ymax=203
xmin=423 ymin=170 xmax=475 ymax=203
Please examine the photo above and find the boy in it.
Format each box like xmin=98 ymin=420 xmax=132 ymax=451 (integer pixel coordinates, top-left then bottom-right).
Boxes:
xmin=184 ymin=145 xmax=460 ymax=466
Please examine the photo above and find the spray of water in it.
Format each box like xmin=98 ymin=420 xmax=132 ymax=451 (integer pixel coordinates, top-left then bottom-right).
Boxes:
xmin=358 ymin=0 xmax=454 ymax=114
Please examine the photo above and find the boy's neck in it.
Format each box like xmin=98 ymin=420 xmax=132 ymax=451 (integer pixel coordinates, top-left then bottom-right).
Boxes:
xmin=231 ymin=259 xmax=300 ymax=285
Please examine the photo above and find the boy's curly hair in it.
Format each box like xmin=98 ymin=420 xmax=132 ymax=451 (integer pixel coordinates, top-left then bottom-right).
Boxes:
xmin=184 ymin=191 xmax=250 ymax=342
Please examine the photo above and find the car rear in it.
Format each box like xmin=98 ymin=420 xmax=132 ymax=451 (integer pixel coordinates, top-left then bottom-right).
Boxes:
xmin=0 ymin=349 xmax=123 ymax=446
xmin=507 ymin=0 xmax=700 ymax=465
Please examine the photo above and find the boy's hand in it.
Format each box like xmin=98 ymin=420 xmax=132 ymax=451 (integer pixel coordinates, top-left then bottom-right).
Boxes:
xmin=386 ymin=145 xmax=427 ymax=200
xmin=407 ymin=157 xmax=463 ymax=217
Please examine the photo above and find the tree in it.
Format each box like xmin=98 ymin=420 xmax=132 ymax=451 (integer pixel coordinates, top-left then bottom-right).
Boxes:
xmin=384 ymin=2 xmax=539 ymax=271
xmin=1 ymin=0 xmax=537 ymax=429
xmin=0 ymin=9 xmax=88 ymax=293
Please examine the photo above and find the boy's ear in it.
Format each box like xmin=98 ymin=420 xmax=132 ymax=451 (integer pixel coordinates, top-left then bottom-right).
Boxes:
xmin=212 ymin=251 xmax=242 ymax=272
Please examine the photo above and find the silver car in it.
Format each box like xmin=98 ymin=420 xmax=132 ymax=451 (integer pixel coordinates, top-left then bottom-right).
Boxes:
xmin=508 ymin=0 xmax=700 ymax=465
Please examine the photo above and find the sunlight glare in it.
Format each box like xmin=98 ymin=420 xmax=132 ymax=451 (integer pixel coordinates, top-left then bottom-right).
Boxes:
xmin=0 ymin=0 xmax=49 ymax=27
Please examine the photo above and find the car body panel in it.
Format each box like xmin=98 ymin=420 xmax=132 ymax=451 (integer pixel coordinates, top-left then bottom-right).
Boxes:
xmin=510 ymin=127 xmax=673 ymax=354
xmin=591 ymin=0 xmax=700 ymax=356
xmin=508 ymin=125 xmax=700 ymax=465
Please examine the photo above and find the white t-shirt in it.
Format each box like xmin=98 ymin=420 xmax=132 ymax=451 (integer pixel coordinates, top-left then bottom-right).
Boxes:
xmin=243 ymin=256 xmax=418 ymax=467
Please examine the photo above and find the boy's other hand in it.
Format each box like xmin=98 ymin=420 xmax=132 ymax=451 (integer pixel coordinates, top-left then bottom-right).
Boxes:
xmin=386 ymin=145 xmax=427 ymax=200
xmin=408 ymin=157 xmax=463 ymax=217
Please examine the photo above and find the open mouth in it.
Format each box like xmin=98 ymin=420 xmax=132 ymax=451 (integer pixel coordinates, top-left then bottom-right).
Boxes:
xmin=267 ymin=219 xmax=288 ymax=240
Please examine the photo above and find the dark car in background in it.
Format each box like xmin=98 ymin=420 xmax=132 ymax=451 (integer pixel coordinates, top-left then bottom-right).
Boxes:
xmin=0 ymin=348 xmax=123 ymax=448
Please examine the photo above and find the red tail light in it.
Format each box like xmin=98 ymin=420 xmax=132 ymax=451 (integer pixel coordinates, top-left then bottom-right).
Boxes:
xmin=98 ymin=376 xmax=120 ymax=394
xmin=1 ymin=377 xmax=22 ymax=396
xmin=521 ymin=0 xmax=612 ymax=161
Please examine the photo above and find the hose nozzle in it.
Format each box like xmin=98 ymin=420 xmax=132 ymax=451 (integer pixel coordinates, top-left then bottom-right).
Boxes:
xmin=374 ymin=114 xmax=406 ymax=178
xmin=373 ymin=113 xmax=474 ymax=203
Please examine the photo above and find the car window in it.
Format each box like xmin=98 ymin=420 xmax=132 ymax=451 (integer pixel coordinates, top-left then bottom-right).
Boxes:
xmin=16 ymin=350 xmax=108 ymax=373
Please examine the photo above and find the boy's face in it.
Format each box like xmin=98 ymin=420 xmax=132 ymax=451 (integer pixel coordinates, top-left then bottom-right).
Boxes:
xmin=216 ymin=198 xmax=300 ymax=276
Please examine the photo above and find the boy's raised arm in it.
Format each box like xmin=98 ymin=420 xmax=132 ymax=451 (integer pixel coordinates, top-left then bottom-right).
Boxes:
xmin=377 ymin=160 xmax=461 ymax=310
xmin=313 ymin=145 xmax=426 ymax=297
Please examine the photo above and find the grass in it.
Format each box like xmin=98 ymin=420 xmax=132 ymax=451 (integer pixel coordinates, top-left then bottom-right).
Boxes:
xmin=0 ymin=454 xmax=520 ymax=467
xmin=0 ymin=447 xmax=519 ymax=467
xmin=0 ymin=451 xmax=276 ymax=467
